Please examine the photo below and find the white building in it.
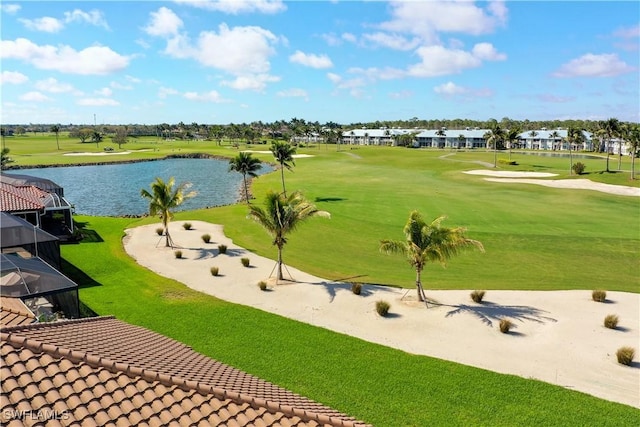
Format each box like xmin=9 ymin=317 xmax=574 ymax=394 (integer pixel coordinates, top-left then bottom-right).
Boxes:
xmin=517 ymin=128 xmax=593 ymax=151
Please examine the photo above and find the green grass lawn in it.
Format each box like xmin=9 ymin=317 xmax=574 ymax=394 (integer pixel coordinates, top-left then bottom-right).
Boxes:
xmin=9 ymin=134 xmax=639 ymax=424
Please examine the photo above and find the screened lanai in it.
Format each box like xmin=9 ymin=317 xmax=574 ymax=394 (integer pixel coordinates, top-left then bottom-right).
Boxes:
xmin=0 ymin=212 xmax=61 ymax=268
xmin=0 ymin=253 xmax=79 ymax=319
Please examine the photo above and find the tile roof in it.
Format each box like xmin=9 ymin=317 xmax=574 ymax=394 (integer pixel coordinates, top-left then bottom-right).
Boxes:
xmin=0 ymin=183 xmax=46 ymax=213
xmin=1 ymin=316 xmax=369 ymax=426
xmin=0 ymin=297 xmax=36 ymax=327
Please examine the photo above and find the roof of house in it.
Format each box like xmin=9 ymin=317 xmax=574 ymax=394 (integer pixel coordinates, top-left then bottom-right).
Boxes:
xmin=0 ymin=316 xmax=369 ymax=426
xmin=0 ymin=173 xmax=63 ymax=196
xmin=0 ymin=297 xmax=36 ymax=327
xmin=0 ymin=182 xmax=47 ymax=213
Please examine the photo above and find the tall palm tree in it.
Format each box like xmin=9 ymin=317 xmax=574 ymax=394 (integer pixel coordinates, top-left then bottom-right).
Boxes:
xmin=528 ymin=130 xmax=539 ymax=150
xmin=505 ymin=127 xmax=521 ymax=161
xmin=248 ymin=191 xmax=329 ymax=282
xmin=380 ymin=211 xmax=484 ymax=306
xmin=270 ymin=141 xmax=296 ymax=196
xmin=485 ymin=124 xmax=505 ymax=167
xmin=50 ymin=125 xmax=61 ymax=150
xmin=627 ymin=124 xmax=640 ymax=180
xmin=229 ymin=152 xmax=262 ymax=205
xmin=566 ymin=127 xmax=585 ymax=175
xmin=548 ymin=130 xmax=560 ymax=151
xmin=602 ymin=118 xmax=620 ymax=172
xmin=140 ymin=177 xmax=196 ymax=247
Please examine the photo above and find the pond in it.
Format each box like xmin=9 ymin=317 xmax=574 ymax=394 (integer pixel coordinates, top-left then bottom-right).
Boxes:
xmin=513 ymin=151 xmax=604 ymax=160
xmin=9 ymin=158 xmax=274 ymax=217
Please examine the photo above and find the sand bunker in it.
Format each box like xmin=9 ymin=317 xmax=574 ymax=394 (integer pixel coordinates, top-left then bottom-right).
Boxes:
xmin=124 ymin=221 xmax=639 ymax=408
xmin=464 ymin=170 xmax=639 ymax=197
xmin=64 ymin=151 xmax=132 ymax=156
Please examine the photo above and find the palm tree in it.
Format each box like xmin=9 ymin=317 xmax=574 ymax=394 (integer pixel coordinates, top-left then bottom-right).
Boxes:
xmin=485 ymin=124 xmax=505 ymax=167
xmin=505 ymin=127 xmax=521 ymax=161
xmin=380 ymin=211 xmax=484 ymax=306
xmin=140 ymin=177 xmax=196 ymax=247
xmin=50 ymin=125 xmax=61 ymax=150
xmin=549 ymin=130 xmax=560 ymax=151
xmin=602 ymin=118 xmax=620 ymax=172
xmin=435 ymin=129 xmax=446 ymax=148
xmin=566 ymin=127 xmax=585 ymax=175
xmin=248 ymin=191 xmax=329 ymax=282
xmin=229 ymin=152 xmax=262 ymax=205
xmin=528 ymin=130 xmax=539 ymax=150
xmin=270 ymin=141 xmax=296 ymax=196
xmin=627 ymin=124 xmax=640 ymax=180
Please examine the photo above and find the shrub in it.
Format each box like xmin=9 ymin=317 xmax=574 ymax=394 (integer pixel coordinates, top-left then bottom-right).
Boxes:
xmin=604 ymin=314 xmax=619 ymax=329
xmin=258 ymin=281 xmax=268 ymax=291
xmin=174 ymin=250 xmax=182 ymax=259
xmin=201 ymin=234 xmax=211 ymax=243
xmin=592 ymin=289 xmax=607 ymax=302
xmin=155 ymin=227 xmax=164 ymax=236
xmin=182 ymin=222 xmax=192 ymax=230
xmin=375 ymin=300 xmax=391 ymax=317
xmin=351 ymin=282 xmax=362 ymax=295
xmin=499 ymin=318 xmax=514 ymax=333
xmin=241 ymin=257 xmax=250 ymax=267
xmin=572 ymin=162 xmax=586 ymax=175
xmin=210 ymin=266 xmax=219 ymax=276
xmin=218 ymin=244 xmax=227 ymax=254
xmin=498 ymin=159 xmax=518 ymax=165
xmin=616 ymin=346 xmax=635 ymax=366
xmin=470 ymin=290 xmax=486 ymax=303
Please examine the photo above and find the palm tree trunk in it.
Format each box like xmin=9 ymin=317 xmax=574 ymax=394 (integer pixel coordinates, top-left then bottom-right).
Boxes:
xmin=276 ymin=246 xmax=284 ymax=281
xmin=415 ymin=269 xmax=428 ymax=306
xmin=569 ymin=145 xmax=573 ymax=175
xmin=242 ymin=174 xmax=250 ymax=205
xmin=493 ymin=145 xmax=498 ymax=168
xmin=618 ymin=141 xmax=622 ymax=170
xmin=632 ymin=156 xmax=636 ymax=180
xmin=280 ymin=167 xmax=287 ymax=197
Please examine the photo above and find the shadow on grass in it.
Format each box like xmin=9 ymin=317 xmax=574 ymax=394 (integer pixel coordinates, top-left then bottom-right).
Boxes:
xmin=74 ymin=221 xmax=103 ymax=243
xmin=61 ymin=258 xmax=102 ymax=289
xmin=315 ymin=197 xmax=347 ymax=203
xmin=444 ymin=301 xmax=557 ymax=327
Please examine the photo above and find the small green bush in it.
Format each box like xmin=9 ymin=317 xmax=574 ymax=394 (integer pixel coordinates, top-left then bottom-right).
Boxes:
xmin=174 ymin=250 xmax=182 ymax=259
xmin=499 ymin=318 xmax=514 ymax=333
xmin=572 ymin=162 xmax=586 ymax=175
xmin=498 ymin=159 xmax=518 ymax=165
xmin=155 ymin=227 xmax=164 ymax=236
xmin=376 ymin=300 xmax=390 ymax=317
xmin=351 ymin=282 xmax=362 ymax=295
xmin=210 ymin=266 xmax=219 ymax=276
xmin=470 ymin=290 xmax=485 ymax=303
xmin=218 ymin=244 xmax=227 ymax=254
xmin=592 ymin=289 xmax=607 ymax=302
xmin=616 ymin=346 xmax=635 ymax=366
xmin=182 ymin=222 xmax=192 ymax=230
xmin=258 ymin=281 xmax=268 ymax=291
xmin=241 ymin=257 xmax=250 ymax=267
xmin=604 ymin=314 xmax=619 ymax=329
xmin=201 ymin=234 xmax=211 ymax=243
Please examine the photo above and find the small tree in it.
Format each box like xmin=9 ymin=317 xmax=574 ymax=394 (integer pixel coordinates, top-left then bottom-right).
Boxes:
xmin=380 ymin=211 xmax=484 ymax=305
xmin=270 ymin=141 xmax=296 ymax=196
xmin=140 ymin=177 xmax=196 ymax=247
xmin=50 ymin=124 xmax=61 ymax=150
xmin=112 ymin=126 xmax=128 ymax=149
xmin=229 ymin=152 xmax=263 ymax=204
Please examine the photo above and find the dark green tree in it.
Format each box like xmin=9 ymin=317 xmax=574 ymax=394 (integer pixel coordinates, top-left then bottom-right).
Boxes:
xmin=228 ymin=152 xmax=263 ymax=204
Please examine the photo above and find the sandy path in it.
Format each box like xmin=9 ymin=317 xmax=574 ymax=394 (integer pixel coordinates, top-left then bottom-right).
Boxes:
xmin=123 ymin=221 xmax=639 ymax=408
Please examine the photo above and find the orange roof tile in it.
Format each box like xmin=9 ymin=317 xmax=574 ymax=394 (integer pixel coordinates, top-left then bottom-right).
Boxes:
xmin=0 ymin=298 xmax=36 ymax=327
xmin=1 ymin=317 xmax=369 ymax=426
xmin=0 ymin=183 xmax=46 ymax=213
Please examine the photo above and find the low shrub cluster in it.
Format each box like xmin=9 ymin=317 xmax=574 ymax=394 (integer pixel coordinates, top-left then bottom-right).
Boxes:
xmin=174 ymin=250 xmax=182 ymax=259
xmin=201 ymin=234 xmax=211 ymax=243
xmin=351 ymin=282 xmax=362 ymax=295
xmin=375 ymin=300 xmax=390 ymax=317
xmin=258 ymin=281 xmax=268 ymax=291
xmin=498 ymin=159 xmax=518 ymax=165
xmin=470 ymin=290 xmax=485 ymax=303
xmin=241 ymin=257 xmax=250 ymax=267
xmin=616 ymin=347 xmax=635 ymax=365
xmin=499 ymin=318 xmax=514 ymax=333
xmin=210 ymin=266 xmax=219 ymax=276
xmin=604 ymin=314 xmax=619 ymax=329
xmin=218 ymin=244 xmax=227 ymax=254
xmin=182 ymin=222 xmax=192 ymax=230
xmin=572 ymin=162 xmax=586 ymax=175
xmin=155 ymin=227 xmax=164 ymax=236
xmin=592 ymin=289 xmax=607 ymax=302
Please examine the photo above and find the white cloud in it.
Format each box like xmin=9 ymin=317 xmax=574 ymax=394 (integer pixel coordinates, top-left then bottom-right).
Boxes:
xmin=0 ymin=4 xmax=21 ymax=14
xmin=19 ymin=17 xmax=64 ymax=33
xmin=613 ymin=24 xmax=640 ymax=39
xmin=158 ymin=87 xmax=179 ymax=98
xmin=321 ymin=32 xmax=343 ymax=47
xmin=174 ymin=0 xmax=286 ymax=14
xmin=64 ymin=9 xmax=110 ymax=30
xmin=342 ymin=33 xmax=357 ymax=44
xmin=34 ymin=78 xmax=76 ymax=93
xmin=125 ymin=75 xmax=141 ymax=83
xmin=1 ymin=38 xmax=131 ymax=75
xmin=144 ymin=7 xmax=183 ymax=37
xmin=19 ymin=91 xmax=52 ymax=102
xmin=183 ymin=90 xmax=228 ymax=102
xmin=553 ymin=53 xmax=635 ymax=78
xmin=388 ymin=90 xmax=413 ymax=99
xmin=76 ymin=98 xmax=120 ymax=106
xmin=472 ymin=42 xmax=506 ymax=61
xmin=221 ymin=74 xmax=280 ymax=91
xmin=110 ymin=81 xmax=133 ymax=90
xmin=433 ymin=81 xmax=493 ymax=98
xmin=362 ymin=32 xmax=420 ymax=51
xmin=276 ymin=88 xmax=308 ymax=100
xmin=537 ymin=94 xmax=575 ymax=103
xmin=95 ymin=87 xmax=113 ymax=97
xmin=289 ymin=50 xmax=333 ymax=69
xmin=408 ymin=45 xmax=481 ymax=77
xmin=1 ymin=71 xmax=28 ymax=85
xmin=380 ymin=1 xmax=508 ymax=43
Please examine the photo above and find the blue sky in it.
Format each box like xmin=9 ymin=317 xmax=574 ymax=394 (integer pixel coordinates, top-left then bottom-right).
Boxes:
xmin=1 ymin=1 xmax=638 ymax=125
